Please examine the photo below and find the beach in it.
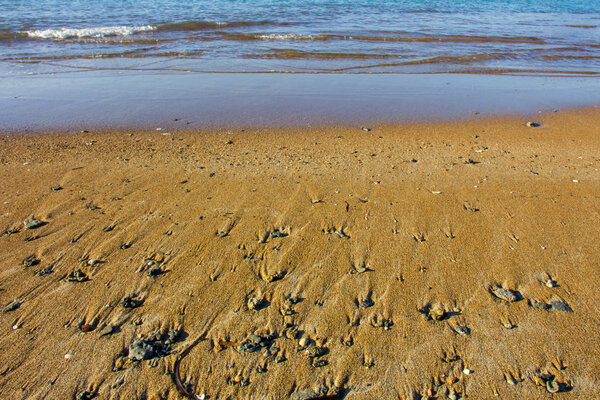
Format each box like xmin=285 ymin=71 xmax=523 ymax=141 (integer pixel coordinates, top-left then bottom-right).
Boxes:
xmin=1 ymin=108 xmax=599 ymax=399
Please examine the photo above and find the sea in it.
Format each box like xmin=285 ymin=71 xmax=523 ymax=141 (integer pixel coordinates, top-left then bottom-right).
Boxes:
xmin=1 ymin=0 xmax=599 ymax=75
xmin=1 ymin=0 xmax=600 ymax=129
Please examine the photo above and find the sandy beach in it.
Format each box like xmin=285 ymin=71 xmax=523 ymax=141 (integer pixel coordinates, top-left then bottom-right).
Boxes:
xmin=1 ymin=108 xmax=600 ymax=399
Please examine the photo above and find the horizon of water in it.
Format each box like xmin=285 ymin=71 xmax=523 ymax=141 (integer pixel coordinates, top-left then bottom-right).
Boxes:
xmin=1 ymin=0 xmax=600 ymax=76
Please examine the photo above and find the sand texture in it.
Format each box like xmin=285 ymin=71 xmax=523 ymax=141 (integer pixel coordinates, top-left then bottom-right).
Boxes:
xmin=1 ymin=109 xmax=600 ymax=399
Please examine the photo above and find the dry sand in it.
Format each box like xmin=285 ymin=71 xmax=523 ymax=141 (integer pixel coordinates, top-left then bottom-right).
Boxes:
xmin=1 ymin=108 xmax=599 ymax=399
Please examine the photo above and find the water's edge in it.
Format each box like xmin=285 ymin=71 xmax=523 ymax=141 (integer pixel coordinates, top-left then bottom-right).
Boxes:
xmin=1 ymin=72 xmax=599 ymax=133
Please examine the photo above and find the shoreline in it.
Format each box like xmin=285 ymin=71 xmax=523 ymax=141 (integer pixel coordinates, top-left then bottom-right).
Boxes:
xmin=2 ymin=72 xmax=600 ymax=134
xmin=1 ymin=108 xmax=599 ymax=399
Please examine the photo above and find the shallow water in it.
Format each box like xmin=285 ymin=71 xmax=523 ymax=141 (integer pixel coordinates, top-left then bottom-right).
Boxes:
xmin=1 ymin=0 xmax=600 ymax=75
xmin=3 ymin=72 xmax=600 ymax=131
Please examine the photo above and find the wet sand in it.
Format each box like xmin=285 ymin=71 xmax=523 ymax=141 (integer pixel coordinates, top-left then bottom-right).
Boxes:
xmin=1 ymin=108 xmax=600 ymax=399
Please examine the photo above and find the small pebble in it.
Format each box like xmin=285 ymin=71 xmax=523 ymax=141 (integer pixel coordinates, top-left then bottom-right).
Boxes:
xmin=463 ymin=368 xmax=472 ymax=375
xmin=550 ymin=299 xmax=573 ymax=312
xmin=23 ymin=218 xmax=45 ymax=230
xmin=529 ymin=299 xmax=550 ymax=310
xmin=3 ymin=300 xmax=21 ymax=313
xmin=99 ymin=325 xmax=116 ymax=337
xmin=358 ymin=299 xmax=374 ymax=308
xmin=64 ymin=354 xmax=74 ymax=360
xmin=128 ymin=340 xmax=156 ymax=361
xmin=526 ymin=122 xmax=541 ymax=127
xmin=546 ymin=378 xmax=560 ymax=393
xmin=453 ymin=324 xmax=470 ymax=335
xmin=146 ymin=266 xmax=163 ymax=277
xmin=491 ymin=286 xmax=520 ymax=302
xmin=545 ymin=279 xmax=557 ymax=288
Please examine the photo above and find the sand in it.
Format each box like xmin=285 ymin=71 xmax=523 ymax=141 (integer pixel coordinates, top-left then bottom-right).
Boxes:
xmin=1 ymin=108 xmax=599 ymax=400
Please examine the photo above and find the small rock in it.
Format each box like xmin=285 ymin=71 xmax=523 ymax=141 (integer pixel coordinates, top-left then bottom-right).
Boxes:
xmin=36 ymin=267 xmax=53 ymax=276
xmin=119 ymin=296 xmax=143 ymax=309
xmin=87 ymin=259 xmax=101 ymax=266
xmin=64 ymin=353 xmax=74 ymax=360
xmin=419 ymin=304 xmax=447 ymax=321
xmin=146 ymin=331 xmax=164 ymax=342
xmin=358 ymin=299 xmax=374 ymax=308
xmin=269 ymin=229 xmax=288 ymax=239
xmin=545 ymin=279 xmax=557 ymax=288
xmin=298 ymin=337 xmax=311 ymax=349
xmin=264 ymin=272 xmax=285 ymax=282
xmin=167 ymin=329 xmax=181 ymax=342
xmin=463 ymin=368 xmax=472 ymax=375
xmin=311 ymin=358 xmax=328 ymax=367
xmin=526 ymin=122 xmax=541 ymax=128
xmin=305 ymin=344 xmax=327 ymax=358
xmin=361 ymin=127 xmax=371 ymax=132
xmin=238 ymin=341 xmax=261 ymax=353
xmin=67 ymin=269 xmax=88 ymax=282
xmin=247 ymin=334 xmax=262 ymax=344
xmin=529 ymin=299 xmax=550 ymax=310
xmin=502 ymin=321 xmax=516 ymax=329
xmin=370 ymin=314 xmax=393 ymax=329
xmin=428 ymin=307 xmax=447 ymax=321
xmin=266 ymin=346 xmax=279 ymax=357
xmin=80 ymin=324 xmax=94 ymax=332
xmin=275 ymin=354 xmax=286 ymax=363
xmin=99 ymin=325 xmax=116 ymax=337
xmin=128 ymin=340 xmax=156 ymax=361
xmin=546 ymin=378 xmax=560 ymax=393
xmin=51 ymin=186 xmax=63 ymax=191
xmin=23 ymin=219 xmax=45 ymax=230
xmin=453 ymin=324 xmax=471 ymax=335
xmin=341 ymin=335 xmax=353 ymax=347
xmin=256 ymin=364 xmax=268 ymax=373
xmin=22 ymin=255 xmax=39 ymax=267
xmin=146 ymin=266 xmax=163 ymax=277
xmin=76 ymin=391 xmax=95 ymax=400
xmin=491 ymin=286 xmax=520 ymax=302
xmin=550 ymin=299 xmax=572 ymax=312
xmin=3 ymin=300 xmax=21 ymax=313
xmin=351 ymin=262 xmax=369 ymax=274
xmin=247 ymin=297 xmax=265 ymax=311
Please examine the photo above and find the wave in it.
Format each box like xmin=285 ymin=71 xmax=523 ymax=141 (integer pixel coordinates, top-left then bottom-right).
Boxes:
xmin=321 ymin=53 xmax=520 ymax=71
xmin=245 ymin=49 xmax=404 ymax=59
xmin=155 ymin=20 xmax=283 ymax=31
xmin=2 ymin=50 xmax=204 ymax=61
xmin=12 ymin=20 xmax=287 ymax=40
xmin=23 ymin=25 xmax=156 ymax=40
xmin=220 ymin=33 xmax=328 ymax=41
xmin=218 ymin=32 xmax=546 ymax=44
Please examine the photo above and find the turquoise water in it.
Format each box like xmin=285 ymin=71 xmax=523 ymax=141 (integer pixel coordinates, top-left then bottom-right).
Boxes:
xmin=1 ymin=0 xmax=600 ymax=75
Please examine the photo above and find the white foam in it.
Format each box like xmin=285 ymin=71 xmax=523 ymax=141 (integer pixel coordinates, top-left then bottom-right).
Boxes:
xmin=257 ymin=34 xmax=314 ymax=40
xmin=24 ymin=25 xmax=156 ymax=40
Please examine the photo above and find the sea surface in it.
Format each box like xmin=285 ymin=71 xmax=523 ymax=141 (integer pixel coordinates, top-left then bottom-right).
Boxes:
xmin=1 ymin=0 xmax=600 ymax=76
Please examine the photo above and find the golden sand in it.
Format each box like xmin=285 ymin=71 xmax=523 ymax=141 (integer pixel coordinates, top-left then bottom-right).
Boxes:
xmin=1 ymin=108 xmax=599 ymax=399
